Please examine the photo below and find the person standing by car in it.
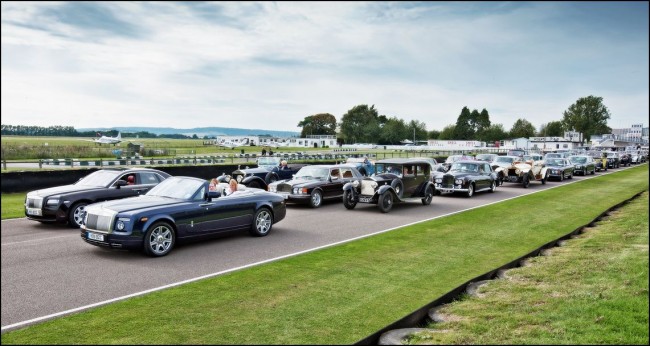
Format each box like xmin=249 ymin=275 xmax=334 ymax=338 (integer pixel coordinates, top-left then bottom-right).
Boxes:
xmin=261 ymin=147 xmax=267 ymax=156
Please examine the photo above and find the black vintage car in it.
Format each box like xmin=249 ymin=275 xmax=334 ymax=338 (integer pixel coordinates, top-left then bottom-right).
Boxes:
xmin=342 ymin=158 xmax=435 ymax=213
xmin=221 ymin=156 xmax=307 ymax=190
xmin=433 ymin=160 xmax=498 ymax=197
xmin=81 ymin=176 xmax=286 ymax=257
xmin=25 ymin=168 xmax=171 ymax=228
xmin=268 ymin=164 xmax=363 ymax=208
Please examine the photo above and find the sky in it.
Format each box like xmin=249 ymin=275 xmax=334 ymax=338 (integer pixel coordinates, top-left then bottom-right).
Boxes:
xmin=1 ymin=1 xmax=648 ymax=134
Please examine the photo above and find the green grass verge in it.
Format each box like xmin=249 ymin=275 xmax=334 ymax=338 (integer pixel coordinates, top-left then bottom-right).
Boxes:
xmin=2 ymin=165 xmax=648 ymax=344
xmin=1 ymin=193 xmax=26 ymax=219
xmin=408 ymin=191 xmax=649 ymax=345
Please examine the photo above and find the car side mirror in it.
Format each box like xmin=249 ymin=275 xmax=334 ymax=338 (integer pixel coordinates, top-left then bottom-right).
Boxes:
xmin=115 ymin=180 xmax=127 ymax=189
xmin=207 ymin=191 xmax=221 ymax=200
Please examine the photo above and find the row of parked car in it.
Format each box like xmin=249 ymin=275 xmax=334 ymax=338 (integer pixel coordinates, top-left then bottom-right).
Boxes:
xmin=24 ymin=151 xmax=645 ymax=257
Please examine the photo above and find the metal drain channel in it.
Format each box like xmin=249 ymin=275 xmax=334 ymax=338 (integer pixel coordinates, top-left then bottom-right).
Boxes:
xmin=356 ymin=191 xmax=645 ymax=345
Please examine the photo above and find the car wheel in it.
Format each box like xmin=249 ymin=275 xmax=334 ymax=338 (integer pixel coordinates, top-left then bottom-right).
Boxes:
xmin=247 ymin=181 xmax=261 ymax=189
xmin=250 ymin=208 xmax=273 ymax=237
xmin=309 ymin=190 xmax=322 ymax=208
xmin=343 ymin=190 xmax=357 ymax=210
xmin=68 ymin=202 xmax=88 ymax=228
xmin=391 ymin=180 xmax=404 ymax=199
xmin=489 ymin=180 xmax=496 ymax=192
xmin=378 ymin=192 xmax=393 ymax=213
xmin=143 ymin=221 xmax=175 ymax=257
xmin=265 ymin=172 xmax=278 ymax=184
xmin=466 ymin=183 xmax=474 ymax=198
xmin=421 ymin=185 xmax=433 ymax=205
xmin=522 ymin=174 xmax=530 ymax=188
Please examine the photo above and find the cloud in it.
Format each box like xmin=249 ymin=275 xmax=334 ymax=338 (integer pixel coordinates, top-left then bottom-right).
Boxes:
xmin=1 ymin=1 xmax=648 ymax=133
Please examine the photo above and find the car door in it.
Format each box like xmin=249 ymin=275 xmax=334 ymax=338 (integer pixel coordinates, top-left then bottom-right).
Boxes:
xmin=322 ymin=168 xmax=342 ymax=199
xmin=201 ymin=192 xmax=257 ymax=233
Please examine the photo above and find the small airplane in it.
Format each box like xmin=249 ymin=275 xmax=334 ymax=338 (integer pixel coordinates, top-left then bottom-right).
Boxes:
xmin=218 ymin=138 xmax=250 ymax=149
xmin=82 ymin=132 xmax=123 ymax=146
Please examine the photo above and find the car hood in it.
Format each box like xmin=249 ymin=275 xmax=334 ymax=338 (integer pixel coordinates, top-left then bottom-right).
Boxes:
xmin=274 ymin=177 xmax=327 ymax=189
xmin=88 ymin=195 xmax=184 ymax=214
xmin=28 ymin=184 xmax=104 ymax=197
xmin=366 ymin=173 xmax=397 ymax=183
xmin=442 ymin=171 xmax=475 ymax=178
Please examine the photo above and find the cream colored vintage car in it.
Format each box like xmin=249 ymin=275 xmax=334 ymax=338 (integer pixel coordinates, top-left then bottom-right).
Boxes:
xmin=492 ymin=155 xmax=549 ymax=188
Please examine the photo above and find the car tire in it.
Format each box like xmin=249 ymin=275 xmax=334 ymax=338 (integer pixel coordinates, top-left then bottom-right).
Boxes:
xmin=250 ymin=208 xmax=273 ymax=237
xmin=378 ymin=192 xmax=393 ymax=213
xmin=68 ymin=202 xmax=88 ymax=228
xmin=265 ymin=172 xmax=278 ymax=184
xmin=247 ymin=181 xmax=261 ymax=189
xmin=489 ymin=180 xmax=496 ymax=192
xmin=522 ymin=174 xmax=530 ymax=188
xmin=309 ymin=190 xmax=323 ymax=208
xmin=391 ymin=180 xmax=404 ymax=199
xmin=343 ymin=190 xmax=357 ymax=210
xmin=421 ymin=185 xmax=434 ymax=205
xmin=143 ymin=221 xmax=175 ymax=257
xmin=466 ymin=183 xmax=474 ymax=198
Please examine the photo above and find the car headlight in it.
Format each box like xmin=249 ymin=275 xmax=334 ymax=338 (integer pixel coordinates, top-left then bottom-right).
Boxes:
xmin=435 ymin=178 xmax=442 ymax=183
xmin=268 ymin=185 xmax=277 ymax=192
xmin=455 ymin=179 xmax=463 ymax=185
xmin=236 ymin=175 xmax=244 ymax=183
xmin=46 ymin=198 xmax=60 ymax=206
xmin=115 ymin=217 xmax=130 ymax=231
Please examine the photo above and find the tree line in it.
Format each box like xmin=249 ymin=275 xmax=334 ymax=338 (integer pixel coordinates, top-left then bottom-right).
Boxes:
xmin=298 ymin=95 xmax=612 ymax=145
xmin=0 ymin=125 xmax=196 ymax=139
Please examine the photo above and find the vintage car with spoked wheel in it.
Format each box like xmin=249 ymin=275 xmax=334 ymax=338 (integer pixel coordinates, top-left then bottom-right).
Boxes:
xmin=492 ymin=155 xmax=549 ymax=188
xmin=342 ymin=158 xmax=435 ymax=213
xmin=80 ymin=176 xmax=286 ymax=257
xmin=434 ymin=160 xmax=498 ymax=197
xmin=24 ymin=168 xmax=171 ymax=228
xmin=268 ymin=164 xmax=363 ymax=208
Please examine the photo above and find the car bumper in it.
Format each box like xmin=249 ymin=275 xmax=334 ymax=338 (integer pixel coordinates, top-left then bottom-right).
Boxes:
xmin=80 ymin=230 xmax=143 ymax=250
xmin=275 ymin=192 xmax=313 ymax=204
xmin=25 ymin=207 xmax=67 ymax=223
xmin=357 ymin=194 xmax=378 ymax=204
xmin=435 ymin=184 xmax=468 ymax=193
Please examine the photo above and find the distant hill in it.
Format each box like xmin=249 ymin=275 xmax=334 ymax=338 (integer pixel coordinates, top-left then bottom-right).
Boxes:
xmin=77 ymin=127 xmax=300 ymax=138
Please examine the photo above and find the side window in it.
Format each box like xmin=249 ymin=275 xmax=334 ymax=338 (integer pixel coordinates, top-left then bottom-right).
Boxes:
xmin=139 ymin=172 xmax=161 ymax=185
xmin=192 ymin=186 xmax=206 ymax=201
xmin=341 ymin=169 xmax=354 ymax=179
xmin=330 ymin=169 xmax=340 ymax=179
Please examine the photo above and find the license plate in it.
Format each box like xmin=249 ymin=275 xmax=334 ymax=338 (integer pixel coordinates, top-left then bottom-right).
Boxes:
xmin=87 ymin=232 xmax=104 ymax=242
xmin=359 ymin=196 xmax=372 ymax=203
xmin=26 ymin=208 xmax=42 ymax=216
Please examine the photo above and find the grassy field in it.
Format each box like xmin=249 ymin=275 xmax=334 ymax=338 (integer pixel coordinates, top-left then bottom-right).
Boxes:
xmin=408 ymin=191 xmax=649 ymax=345
xmin=1 ymin=193 xmax=26 ymax=219
xmin=1 ymin=165 xmax=647 ymax=344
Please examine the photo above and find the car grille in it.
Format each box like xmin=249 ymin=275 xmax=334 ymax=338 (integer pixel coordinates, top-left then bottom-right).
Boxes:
xmin=26 ymin=197 xmax=43 ymax=208
xmin=360 ymin=183 xmax=377 ymax=196
xmin=234 ymin=174 xmax=245 ymax=183
xmin=84 ymin=209 xmax=117 ymax=233
xmin=507 ymin=168 xmax=518 ymax=177
xmin=276 ymin=184 xmax=292 ymax=193
xmin=441 ymin=175 xmax=455 ymax=187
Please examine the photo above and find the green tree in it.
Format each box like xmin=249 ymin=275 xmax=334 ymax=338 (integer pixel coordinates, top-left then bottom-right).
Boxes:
xmin=480 ymin=124 xmax=508 ymax=143
xmin=439 ymin=124 xmax=456 ymax=140
xmin=427 ymin=130 xmax=441 ymax=139
xmin=453 ymin=107 xmax=474 ymax=139
xmin=538 ymin=121 xmax=564 ymax=137
xmin=339 ymin=104 xmax=380 ymax=144
xmin=298 ymin=113 xmax=337 ymax=137
xmin=379 ymin=117 xmax=407 ymax=144
xmin=509 ymin=118 xmax=536 ymax=138
xmin=561 ymin=96 xmax=612 ymax=142
xmin=407 ymin=119 xmax=428 ymax=144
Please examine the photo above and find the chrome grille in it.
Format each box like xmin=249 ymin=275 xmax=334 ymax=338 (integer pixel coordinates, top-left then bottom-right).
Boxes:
xmin=26 ymin=197 xmax=43 ymax=208
xmin=442 ymin=175 xmax=454 ymax=187
xmin=360 ymin=182 xmax=377 ymax=196
xmin=83 ymin=207 xmax=117 ymax=233
xmin=277 ymin=184 xmax=292 ymax=193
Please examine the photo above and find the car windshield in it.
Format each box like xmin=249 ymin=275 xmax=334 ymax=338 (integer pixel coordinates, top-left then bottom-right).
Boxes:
xmin=548 ymin=159 xmax=564 ymax=166
xmin=445 ymin=156 xmax=462 ymax=163
xmin=450 ymin=163 xmax=479 ymax=173
xmin=146 ymin=177 xmax=203 ymax=199
xmin=75 ymin=170 xmax=121 ymax=187
xmin=476 ymin=154 xmax=495 ymax=161
xmin=570 ymin=157 xmax=587 ymax=164
xmin=495 ymin=157 xmax=514 ymax=164
xmin=257 ymin=157 xmax=281 ymax=167
xmin=294 ymin=166 xmax=329 ymax=180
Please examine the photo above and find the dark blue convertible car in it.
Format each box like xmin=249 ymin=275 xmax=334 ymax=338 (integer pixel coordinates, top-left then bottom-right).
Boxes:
xmin=80 ymin=176 xmax=287 ymax=257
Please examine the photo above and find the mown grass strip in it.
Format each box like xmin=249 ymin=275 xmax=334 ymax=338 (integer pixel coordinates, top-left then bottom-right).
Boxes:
xmin=408 ymin=191 xmax=649 ymax=345
xmin=2 ymin=165 xmax=648 ymax=344
xmin=1 ymin=193 xmax=26 ymax=220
